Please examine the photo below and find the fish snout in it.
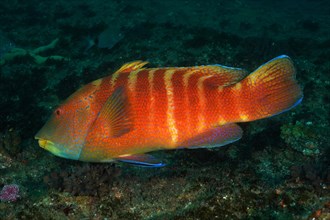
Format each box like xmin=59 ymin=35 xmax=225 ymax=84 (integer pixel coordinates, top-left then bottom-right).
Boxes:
xmin=35 ymin=137 xmax=62 ymax=157
xmin=37 ymin=138 xmax=49 ymax=149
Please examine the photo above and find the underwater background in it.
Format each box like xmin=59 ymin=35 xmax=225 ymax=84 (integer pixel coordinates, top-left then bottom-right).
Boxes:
xmin=0 ymin=0 xmax=329 ymax=219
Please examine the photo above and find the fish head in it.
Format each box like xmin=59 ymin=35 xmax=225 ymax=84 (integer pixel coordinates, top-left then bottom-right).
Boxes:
xmin=35 ymin=82 xmax=100 ymax=160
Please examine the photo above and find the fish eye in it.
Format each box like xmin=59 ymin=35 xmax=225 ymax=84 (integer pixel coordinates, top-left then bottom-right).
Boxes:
xmin=54 ymin=109 xmax=62 ymax=116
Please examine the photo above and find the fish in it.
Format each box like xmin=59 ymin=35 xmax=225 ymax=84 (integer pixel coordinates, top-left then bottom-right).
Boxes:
xmin=35 ymin=55 xmax=303 ymax=167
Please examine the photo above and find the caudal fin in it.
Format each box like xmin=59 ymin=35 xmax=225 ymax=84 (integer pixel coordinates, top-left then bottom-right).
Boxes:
xmin=240 ymin=55 xmax=303 ymax=121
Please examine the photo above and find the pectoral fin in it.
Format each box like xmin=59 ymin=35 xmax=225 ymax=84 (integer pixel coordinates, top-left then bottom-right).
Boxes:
xmin=90 ymin=86 xmax=133 ymax=138
xmin=180 ymin=123 xmax=243 ymax=149
xmin=117 ymin=154 xmax=165 ymax=167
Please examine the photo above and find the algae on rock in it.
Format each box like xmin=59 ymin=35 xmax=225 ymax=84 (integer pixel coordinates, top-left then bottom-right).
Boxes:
xmin=0 ymin=38 xmax=68 ymax=66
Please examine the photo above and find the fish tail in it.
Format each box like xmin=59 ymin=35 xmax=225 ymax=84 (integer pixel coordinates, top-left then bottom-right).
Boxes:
xmin=239 ymin=55 xmax=303 ymax=121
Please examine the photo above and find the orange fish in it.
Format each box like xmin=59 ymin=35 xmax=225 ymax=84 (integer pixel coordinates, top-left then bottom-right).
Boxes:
xmin=35 ymin=55 xmax=303 ymax=167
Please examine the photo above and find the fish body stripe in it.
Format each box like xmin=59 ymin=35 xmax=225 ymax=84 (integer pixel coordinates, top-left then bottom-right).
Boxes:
xmin=188 ymin=73 xmax=204 ymax=133
xmin=164 ymin=69 xmax=178 ymax=145
xmin=128 ymin=69 xmax=141 ymax=93
xmin=237 ymin=82 xmax=249 ymax=122
xmin=135 ymin=70 xmax=151 ymax=127
xmin=183 ymin=69 xmax=199 ymax=133
xmin=110 ymin=71 xmax=120 ymax=89
xmin=183 ymin=69 xmax=199 ymax=87
xmin=231 ymin=82 xmax=250 ymax=122
xmin=148 ymin=69 xmax=156 ymax=130
xmin=197 ymin=75 xmax=212 ymax=131
xmin=230 ymin=82 xmax=241 ymax=122
xmin=108 ymin=67 xmax=248 ymax=144
xmin=152 ymin=69 xmax=168 ymax=141
xmin=98 ymin=66 xmax=250 ymax=147
xmin=171 ymin=69 xmax=188 ymax=141
xmin=216 ymin=86 xmax=227 ymax=125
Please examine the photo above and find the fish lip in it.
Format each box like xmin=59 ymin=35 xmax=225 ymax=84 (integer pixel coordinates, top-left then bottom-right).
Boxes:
xmin=35 ymin=137 xmax=53 ymax=150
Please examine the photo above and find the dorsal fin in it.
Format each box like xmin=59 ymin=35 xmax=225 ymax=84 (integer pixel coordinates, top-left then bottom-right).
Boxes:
xmin=179 ymin=65 xmax=248 ymax=88
xmin=115 ymin=60 xmax=148 ymax=74
xmin=202 ymin=65 xmax=249 ymax=87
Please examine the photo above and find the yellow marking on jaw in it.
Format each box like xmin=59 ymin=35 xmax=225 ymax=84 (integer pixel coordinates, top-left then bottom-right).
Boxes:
xmin=164 ymin=69 xmax=178 ymax=145
xmin=148 ymin=69 xmax=156 ymax=130
xmin=38 ymin=139 xmax=60 ymax=155
xmin=38 ymin=139 xmax=48 ymax=149
xmin=197 ymin=75 xmax=212 ymax=132
xmin=218 ymin=86 xmax=224 ymax=92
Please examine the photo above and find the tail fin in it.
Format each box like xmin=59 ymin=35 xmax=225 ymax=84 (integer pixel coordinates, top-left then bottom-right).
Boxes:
xmin=240 ymin=55 xmax=303 ymax=121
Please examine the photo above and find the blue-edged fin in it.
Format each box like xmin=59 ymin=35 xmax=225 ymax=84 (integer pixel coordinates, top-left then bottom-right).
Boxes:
xmin=179 ymin=124 xmax=243 ymax=149
xmin=92 ymin=86 xmax=133 ymax=138
xmin=117 ymin=154 xmax=165 ymax=167
xmin=239 ymin=55 xmax=303 ymax=121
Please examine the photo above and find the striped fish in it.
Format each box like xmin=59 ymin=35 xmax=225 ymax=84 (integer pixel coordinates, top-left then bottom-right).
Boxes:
xmin=35 ymin=55 xmax=303 ymax=167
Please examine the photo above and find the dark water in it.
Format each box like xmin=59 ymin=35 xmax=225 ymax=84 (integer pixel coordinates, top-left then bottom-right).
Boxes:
xmin=0 ymin=0 xmax=329 ymax=219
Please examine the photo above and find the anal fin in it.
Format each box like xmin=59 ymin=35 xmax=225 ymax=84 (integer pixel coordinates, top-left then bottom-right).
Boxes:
xmin=179 ymin=124 xmax=243 ymax=149
xmin=201 ymin=65 xmax=248 ymax=87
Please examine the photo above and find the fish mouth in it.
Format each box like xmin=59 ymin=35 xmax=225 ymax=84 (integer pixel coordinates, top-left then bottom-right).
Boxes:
xmin=35 ymin=137 xmax=80 ymax=160
xmin=35 ymin=137 xmax=54 ymax=149
xmin=35 ymin=137 xmax=62 ymax=156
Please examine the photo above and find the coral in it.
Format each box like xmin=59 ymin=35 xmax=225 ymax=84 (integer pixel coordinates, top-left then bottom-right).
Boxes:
xmin=0 ymin=38 xmax=68 ymax=65
xmin=0 ymin=184 xmax=20 ymax=202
